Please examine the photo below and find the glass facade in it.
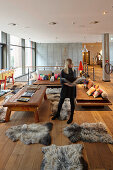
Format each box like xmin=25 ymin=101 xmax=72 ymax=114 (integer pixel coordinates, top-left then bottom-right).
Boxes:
xmin=10 ymin=46 xmax=22 ymax=77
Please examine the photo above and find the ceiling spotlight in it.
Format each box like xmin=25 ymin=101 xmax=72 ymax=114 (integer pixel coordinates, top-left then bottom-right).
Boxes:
xmin=103 ymin=11 xmax=107 ymax=15
xmin=72 ymin=22 xmax=75 ymax=25
xmin=48 ymin=22 xmax=57 ymax=25
xmin=8 ymin=23 xmax=17 ymax=26
xmin=90 ymin=21 xmax=99 ymax=24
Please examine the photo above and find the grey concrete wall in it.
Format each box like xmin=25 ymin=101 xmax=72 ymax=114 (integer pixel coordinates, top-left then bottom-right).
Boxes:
xmin=36 ymin=43 xmax=82 ymax=67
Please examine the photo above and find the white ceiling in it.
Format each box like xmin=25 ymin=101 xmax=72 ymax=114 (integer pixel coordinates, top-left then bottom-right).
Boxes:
xmin=0 ymin=0 xmax=113 ymax=43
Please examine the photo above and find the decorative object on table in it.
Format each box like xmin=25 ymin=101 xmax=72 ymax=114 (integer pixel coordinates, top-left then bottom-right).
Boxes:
xmin=83 ymin=79 xmax=89 ymax=88
xmin=87 ymin=79 xmax=94 ymax=89
xmin=21 ymin=91 xmax=35 ymax=97
xmin=78 ymin=61 xmax=83 ymax=77
xmin=63 ymin=122 xmax=113 ymax=144
xmin=17 ymin=97 xmax=30 ymax=102
xmin=46 ymin=88 xmax=61 ymax=94
xmin=50 ymin=72 xmax=55 ymax=82
xmin=41 ymin=144 xmax=88 ymax=170
xmin=5 ymin=122 xmax=53 ymax=145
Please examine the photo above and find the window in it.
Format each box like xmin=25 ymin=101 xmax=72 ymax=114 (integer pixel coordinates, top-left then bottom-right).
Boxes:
xmin=10 ymin=35 xmax=21 ymax=46
xmin=0 ymin=31 xmax=1 ymax=43
xmin=25 ymin=48 xmax=32 ymax=73
xmin=10 ymin=46 xmax=22 ymax=78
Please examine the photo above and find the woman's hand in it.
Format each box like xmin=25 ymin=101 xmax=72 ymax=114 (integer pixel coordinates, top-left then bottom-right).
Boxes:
xmin=64 ymin=83 xmax=73 ymax=87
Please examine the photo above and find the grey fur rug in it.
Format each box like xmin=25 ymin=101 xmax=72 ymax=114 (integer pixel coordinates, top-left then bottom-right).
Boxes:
xmin=64 ymin=122 xmax=113 ymax=144
xmin=47 ymin=89 xmax=71 ymax=120
xmin=41 ymin=144 xmax=88 ymax=170
xmin=5 ymin=122 xmax=53 ymax=145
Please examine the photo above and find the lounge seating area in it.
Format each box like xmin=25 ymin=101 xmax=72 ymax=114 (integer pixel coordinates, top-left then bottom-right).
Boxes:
xmin=0 ymin=1 xmax=113 ymax=170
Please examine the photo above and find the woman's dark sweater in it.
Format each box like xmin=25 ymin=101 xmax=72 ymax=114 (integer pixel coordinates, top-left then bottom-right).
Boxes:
xmin=60 ymin=68 xmax=76 ymax=98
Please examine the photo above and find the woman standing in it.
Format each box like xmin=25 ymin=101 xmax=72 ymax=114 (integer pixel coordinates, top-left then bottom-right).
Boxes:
xmin=52 ymin=58 xmax=76 ymax=124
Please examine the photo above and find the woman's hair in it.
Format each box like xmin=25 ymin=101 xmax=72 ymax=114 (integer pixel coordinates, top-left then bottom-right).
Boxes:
xmin=64 ymin=58 xmax=74 ymax=74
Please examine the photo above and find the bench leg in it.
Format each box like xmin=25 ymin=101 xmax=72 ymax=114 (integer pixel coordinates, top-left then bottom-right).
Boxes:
xmin=34 ymin=109 xmax=39 ymax=123
xmin=5 ymin=108 xmax=11 ymax=122
xmin=44 ymin=93 xmax=47 ymax=100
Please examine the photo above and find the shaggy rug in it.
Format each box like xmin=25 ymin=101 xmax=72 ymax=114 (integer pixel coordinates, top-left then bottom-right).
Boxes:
xmin=41 ymin=144 xmax=88 ymax=170
xmin=0 ymin=95 xmax=13 ymax=123
xmin=47 ymin=89 xmax=71 ymax=120
xmin=63 ymin=122 xmax=113 ymax=144
xmin=5 ymin=122 xmax=53 ymax=145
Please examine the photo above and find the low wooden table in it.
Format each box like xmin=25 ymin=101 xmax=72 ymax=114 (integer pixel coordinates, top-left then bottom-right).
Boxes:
xmin=3 ymin=86 xmax=47 ymax=122
xmin=76 ymin=84 xmax=112 ymax=106
xmin=33 ymin=80 xmax=61 ymax=88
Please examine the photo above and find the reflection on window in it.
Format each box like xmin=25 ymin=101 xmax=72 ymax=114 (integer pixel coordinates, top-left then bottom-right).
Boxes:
xmin=25 ymin=48 xmax=32 ymax=73
xmin=0 ymin=31 xmax=1 ymax=43
xmin=25 ymin=40 xmax=31 ymax=48
xmin=10 ymin=35 xmax=21 ymax=46
xmin=10 ymin=46 xmax=22 ymax=77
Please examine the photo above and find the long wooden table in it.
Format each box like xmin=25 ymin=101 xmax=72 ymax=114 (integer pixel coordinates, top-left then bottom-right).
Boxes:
xmin=33 ymin=80 xmax=61 ymax=88
xmin=3 ymin=86 xmax=47 ymax=122
xmin=76 ymin=84 xmax=112 ymax=106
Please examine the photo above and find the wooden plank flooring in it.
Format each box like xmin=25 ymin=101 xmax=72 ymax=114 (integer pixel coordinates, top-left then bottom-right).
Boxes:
xmin=0 ymin=66 xmax=113 ymax=170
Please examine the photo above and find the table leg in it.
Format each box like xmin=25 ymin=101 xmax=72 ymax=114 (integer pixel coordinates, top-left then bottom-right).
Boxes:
xmin=34 ymin=109 xmax=39 ymax=123
xmin=44 ymin=93 xmax=47 ymax=100
xmin=5 ymin=108 xmax=11 ymax=122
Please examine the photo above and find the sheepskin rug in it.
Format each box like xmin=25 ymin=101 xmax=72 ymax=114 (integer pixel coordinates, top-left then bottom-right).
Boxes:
xmin=47 ymin=88 xmax=71 ymax=120
xmin=0 ymin=95 xmax=13 ymax=123
xmin=64 ymin=122 xmax=113 ymax=144
xmin=5 ymin=122 xmax=53 ymax=145
xmin=41 ymin=144 xmax=88 ymax=170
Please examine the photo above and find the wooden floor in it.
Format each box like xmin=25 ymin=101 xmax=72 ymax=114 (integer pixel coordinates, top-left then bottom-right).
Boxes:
xmin=0 ymin=66 xmax=113 ymax=170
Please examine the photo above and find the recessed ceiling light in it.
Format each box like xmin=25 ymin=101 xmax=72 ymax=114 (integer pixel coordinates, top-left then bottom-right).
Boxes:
xmin=8 ymin=23 xmax=17 ymax=26
xmin=103 ymin=11 xmax=107 ymax=15
xmin=72 ymin=22 xmax=75 ymax=25
xmin=90 ymin=21 xmax=99 ymax=24
xmin=48 ymin=22 xmax=57 ymax=25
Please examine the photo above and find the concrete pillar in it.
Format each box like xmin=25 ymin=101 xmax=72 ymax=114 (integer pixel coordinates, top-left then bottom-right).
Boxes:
xmin=21 ymin=39 xmax=25 ymax=75
xmin=32 ymin=42 xmax=36 ymax=71
xmin=6 ymin=34 xmax=10 ymax=69
xmin=102 ymin=33 xmax=110 ymax=81
xmin=1 ymin=32 xmax=7 ymax=69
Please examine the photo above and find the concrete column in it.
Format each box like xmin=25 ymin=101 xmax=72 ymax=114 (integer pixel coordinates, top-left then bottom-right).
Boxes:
xmin=6 ymin=34 xmax=10 ymax=69
xmin=1 ymin=32 xmax=7 ymax=69
xmin=32 ymin=42 xmax=36 ymax=71
xmin=102 ymin=33 xmax=110 ymax=81
xmin=21 ymin=39 xmax=25 ymax=75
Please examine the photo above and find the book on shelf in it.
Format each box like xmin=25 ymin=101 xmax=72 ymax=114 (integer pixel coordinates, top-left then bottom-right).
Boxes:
xmin=17 ymin=97 xmax=30 ymax=102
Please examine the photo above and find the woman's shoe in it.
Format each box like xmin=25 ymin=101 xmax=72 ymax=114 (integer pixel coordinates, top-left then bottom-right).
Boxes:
xmin=67 ymin=116 xmax=73 ymax=124
xmin=52 ymin=113 xmax=60 ymax=120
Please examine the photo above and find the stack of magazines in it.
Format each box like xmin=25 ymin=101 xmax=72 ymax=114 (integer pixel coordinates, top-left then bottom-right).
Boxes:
xmin=17 ymin=89 xmax=36 ymax=102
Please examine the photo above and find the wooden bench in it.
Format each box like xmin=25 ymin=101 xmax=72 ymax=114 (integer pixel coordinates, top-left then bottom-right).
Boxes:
xmin=76 ymin=84 xmax=112 ymax=106
xmin=3 ymin=85 xmax=47 ymax=122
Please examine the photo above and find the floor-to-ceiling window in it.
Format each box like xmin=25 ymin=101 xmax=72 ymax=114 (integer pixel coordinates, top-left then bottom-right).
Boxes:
xmin=10 ymin=35 xmax=22 ymax=77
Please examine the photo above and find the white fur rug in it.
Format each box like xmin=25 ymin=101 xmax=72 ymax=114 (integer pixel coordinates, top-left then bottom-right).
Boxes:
xmin=6 ymin=122 xmax=53 ymax=145
xmin=41 ymin=144 xmax=88 ymax=170
xmin=0 ymin=95 xmax=13 ymax=123
xmin=47 ymin=89 xmax=71 ymax=120
xmin=64 ymin=122 xmax=113 ymax=144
